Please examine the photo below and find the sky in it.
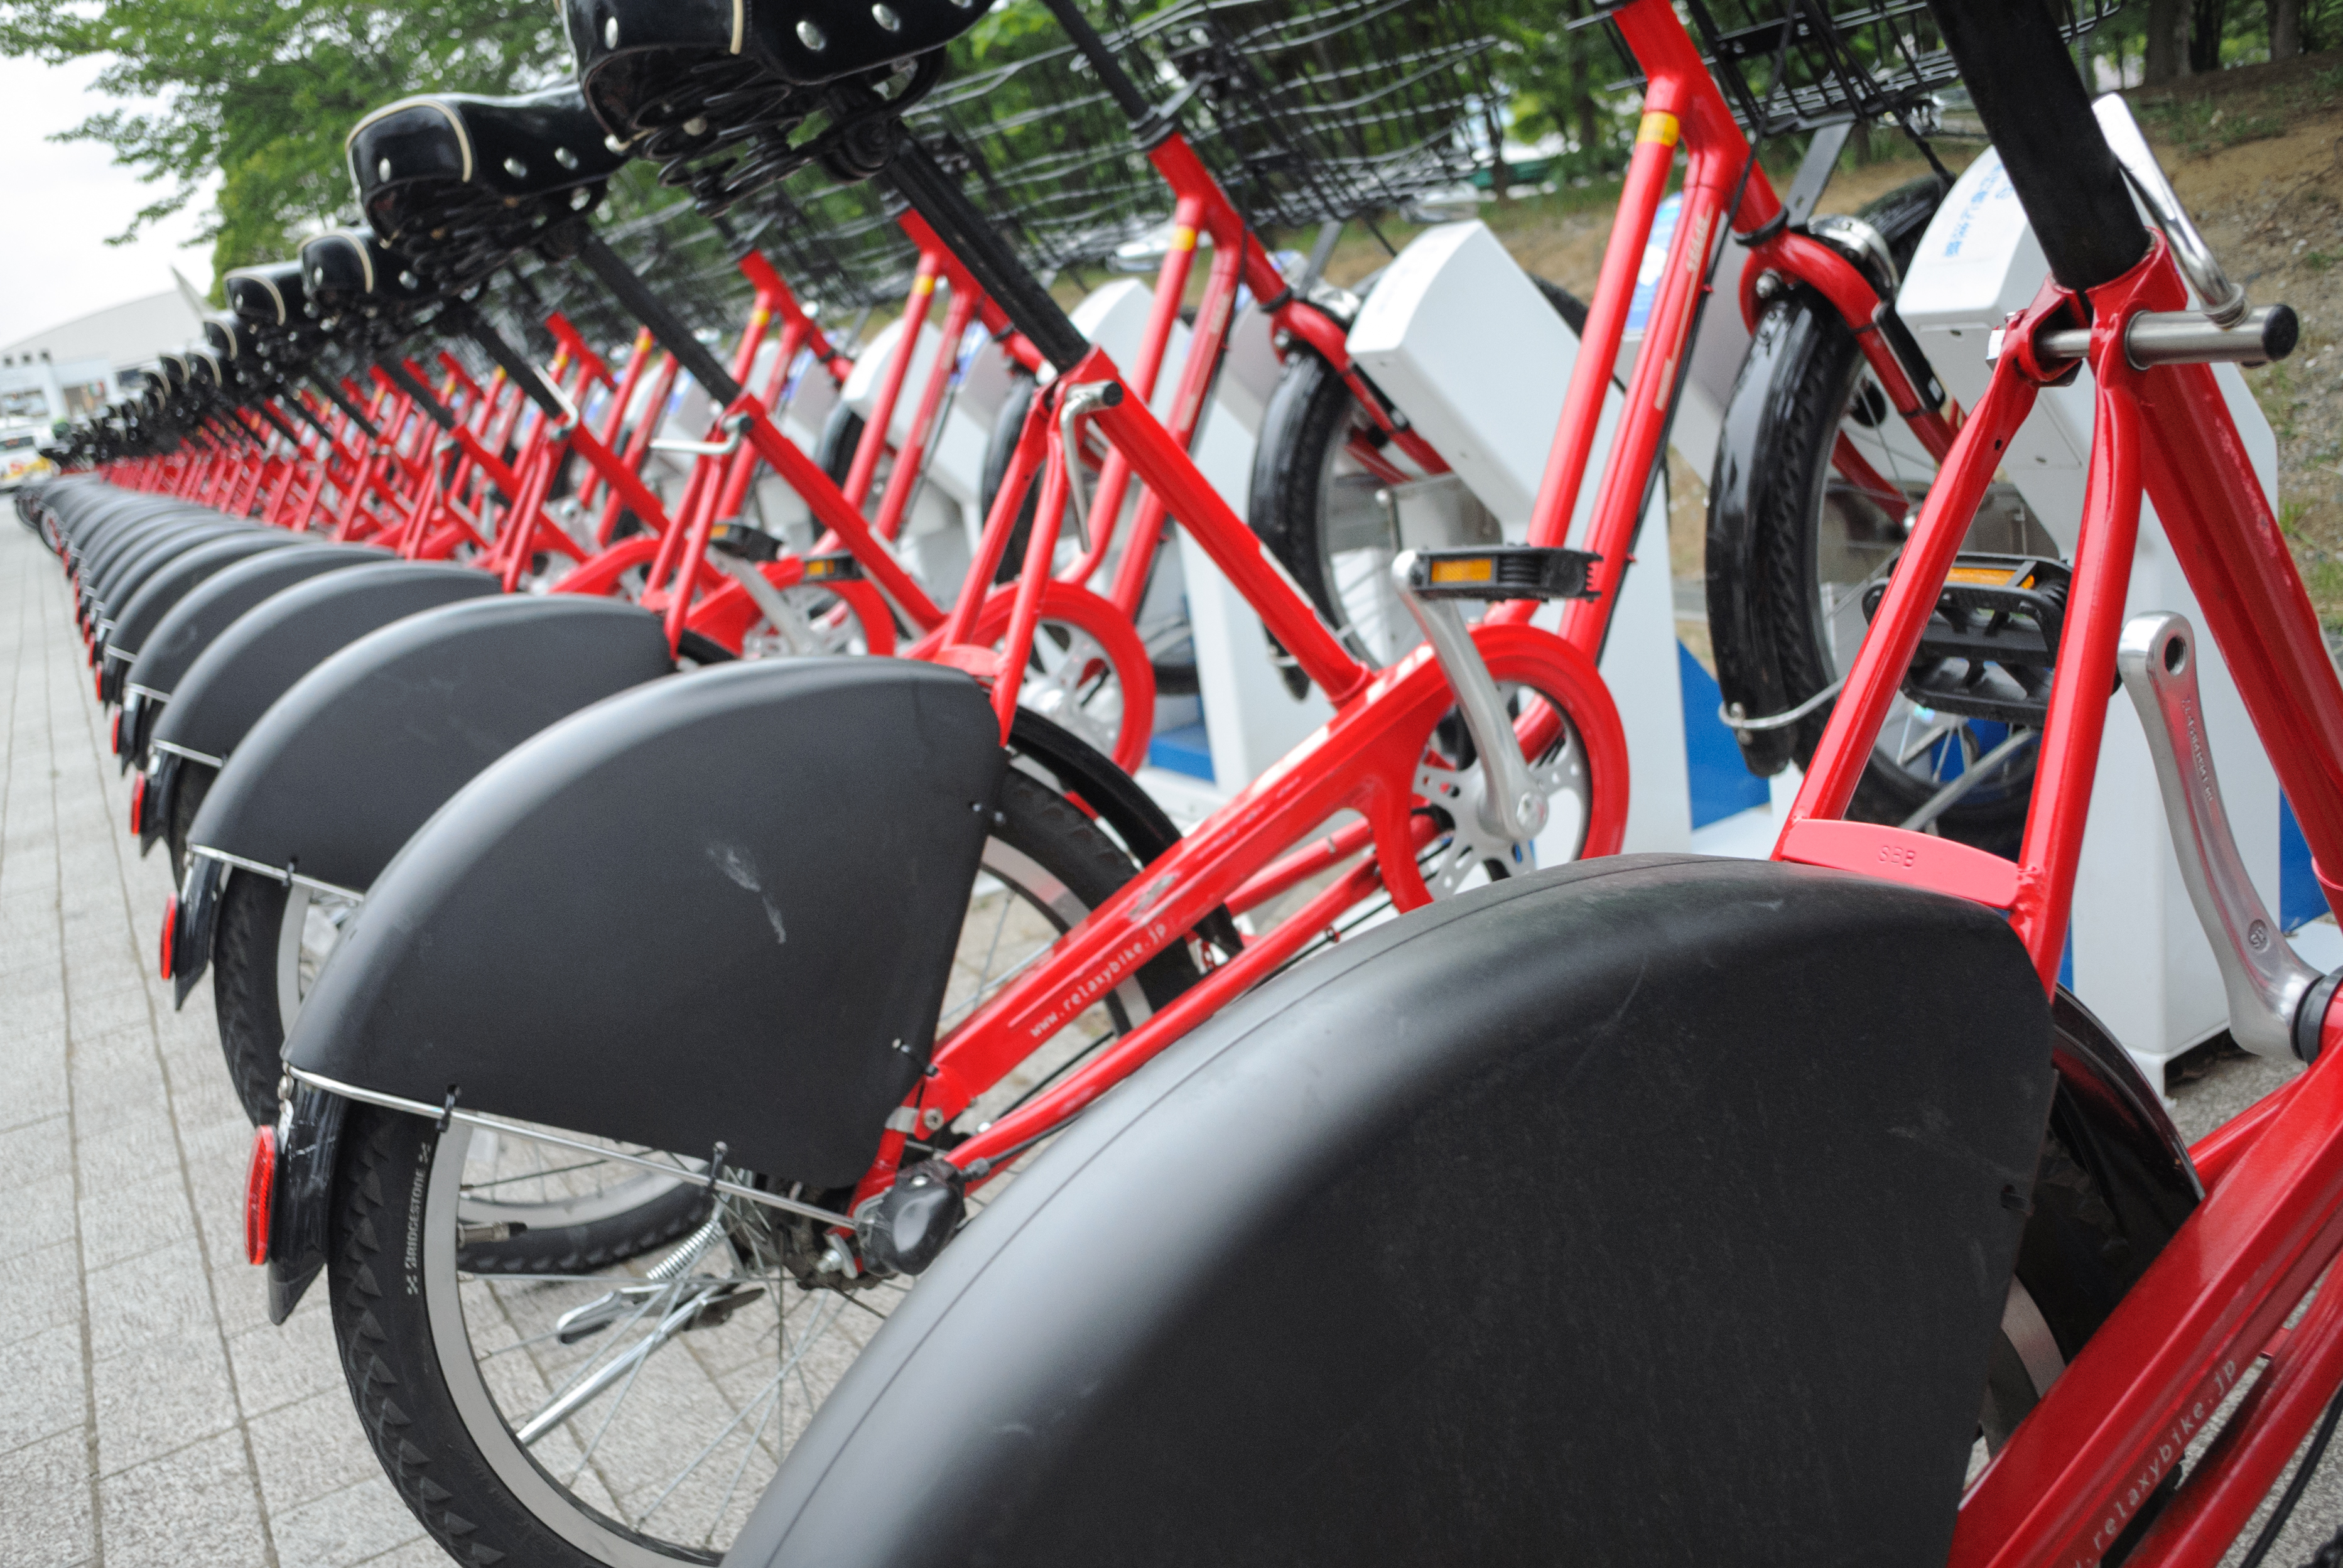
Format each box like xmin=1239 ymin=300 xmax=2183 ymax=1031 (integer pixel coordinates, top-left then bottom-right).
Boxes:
xmin=0 ymin=51 xmax=219 ymax=347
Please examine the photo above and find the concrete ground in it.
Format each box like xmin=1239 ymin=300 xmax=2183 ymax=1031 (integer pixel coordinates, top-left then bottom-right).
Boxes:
xmin=0 ymin=515 xmax=440 ymax=1566
xmin=5 ymin=506 xmax=2343 ymax=1566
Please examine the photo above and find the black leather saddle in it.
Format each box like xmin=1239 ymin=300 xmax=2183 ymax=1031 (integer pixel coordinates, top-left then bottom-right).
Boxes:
xmin=224 ymin=261 xmax=309 ymax=330
xmin=299 ymin=228 xmax=435 ymax=318
xmin=200 ymin=317 xmax=244 ymax=369
xmin=345 ymin=85 xmax=627 ymax=287
xmin=568 ymin=0 xmax=990 ymax=206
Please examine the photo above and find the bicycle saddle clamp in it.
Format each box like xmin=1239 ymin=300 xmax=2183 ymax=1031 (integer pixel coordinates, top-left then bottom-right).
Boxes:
xmin=298 ymin=229 xmax=435 ymax=321
xmin=223 ymin=262 xmax=308 ymax=331
xmin=568 ymin=0 xmax=990 ymax=203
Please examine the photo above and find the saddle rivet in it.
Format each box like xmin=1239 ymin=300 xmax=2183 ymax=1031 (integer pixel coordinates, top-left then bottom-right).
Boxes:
xmin=603 ymin=14 xmax=619 ymax=47
xmin=399 ymin=271 xmax=419 ymax=289
xmin=554 ymin=146 xmax=579 ymax=170
xmin=376 ymin=157 xmax=391 ymax=181
xmin=683 ymin=116 xmax=709 ymax=137
xmin=504 ymin=156 xmax=529 ymax=179
xmin=872 ymin=3 xmax=902 ymax=29
xmin=796 ymin=18 xmax=827 ymax=48
xmin=570 ymin=188 xmax=592 ymax=210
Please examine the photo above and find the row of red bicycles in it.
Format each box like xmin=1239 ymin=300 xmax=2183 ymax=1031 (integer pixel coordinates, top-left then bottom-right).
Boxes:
xmin=18 ymin=0 xmax=2334 ymax=1561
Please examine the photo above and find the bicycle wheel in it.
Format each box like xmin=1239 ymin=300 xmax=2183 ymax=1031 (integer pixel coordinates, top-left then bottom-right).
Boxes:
xmin=1706 ymin=179 xmax=2052 ymax=849
xmin=215 ymin=873 xmax=710 ymax=1272
xmin=1249 ymin=280 xmax=1588 ymax=670
xmin=326 ymin=768 xmax=1198 ymax=1565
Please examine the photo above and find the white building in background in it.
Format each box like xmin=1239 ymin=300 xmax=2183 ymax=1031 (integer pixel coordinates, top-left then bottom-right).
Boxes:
xmin=0 ymin=279 xmax=210 ymax=429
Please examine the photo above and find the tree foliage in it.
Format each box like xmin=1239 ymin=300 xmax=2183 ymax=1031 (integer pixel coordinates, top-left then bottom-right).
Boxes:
xmin=0 ymin=0 xmax=567 ymax=283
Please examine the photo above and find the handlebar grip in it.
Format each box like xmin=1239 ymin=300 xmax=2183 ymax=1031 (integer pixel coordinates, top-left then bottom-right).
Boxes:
xmin=1924 ymin=0 xmax=2149 ymax=293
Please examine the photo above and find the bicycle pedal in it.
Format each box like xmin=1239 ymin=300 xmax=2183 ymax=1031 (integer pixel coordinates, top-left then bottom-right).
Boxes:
xmin=1404 ymin=546 xmax=1600 ymax=603
xmin=706 ymin=521 xmax=779 ymax=562
xmin=799 ymin=553 xmax=862 ymax=583
xmin=1861 ymin=552 xmax=2072 ymax=725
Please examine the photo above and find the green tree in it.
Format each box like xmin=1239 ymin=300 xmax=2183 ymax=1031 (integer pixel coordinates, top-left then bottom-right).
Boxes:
xmin=0 ymin=0 xmax=566 ymax=288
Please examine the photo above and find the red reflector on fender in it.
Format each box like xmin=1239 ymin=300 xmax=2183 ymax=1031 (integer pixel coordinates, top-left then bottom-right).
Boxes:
xmin=111 ymin=710 xmax=122 ymax=755
xmin=245 ymin=1125 xmax=277 ymax=1265
xmin=129 ymin=773 xmax=146 ymax=835
xmin=159 ymin=895 xmax=177 ymax=980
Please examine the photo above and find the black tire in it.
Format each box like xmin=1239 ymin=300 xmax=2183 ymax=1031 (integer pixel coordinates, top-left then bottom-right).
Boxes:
xmin=1703 ymin=178 xmax=2052 ymax=850
xmin=165 ymin=761 xmax=211 ymax=884
xmin=212 ymin=874 xmax=298 ymax=1124
xmin=814 ymin=401 xmax=863 ymax=491
xmin=1248 ymin=280 xmax=1588 ymax=671
xmin=325 ymin=769 xmax=1197 ymax=1565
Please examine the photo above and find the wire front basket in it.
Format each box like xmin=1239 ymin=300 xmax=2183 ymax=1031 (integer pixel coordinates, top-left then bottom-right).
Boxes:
xmin=1144 ymin=0 xmax=1500 ymax=230
xmin=1596 ymin=0 xmax=2120 ymax=140
xmin=909 ymin=28 xmax=1171 ymax=276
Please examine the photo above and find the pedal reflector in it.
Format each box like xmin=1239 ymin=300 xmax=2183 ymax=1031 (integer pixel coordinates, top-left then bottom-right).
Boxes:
xmin=1407 ymin=546 xmax=1599 ymax=603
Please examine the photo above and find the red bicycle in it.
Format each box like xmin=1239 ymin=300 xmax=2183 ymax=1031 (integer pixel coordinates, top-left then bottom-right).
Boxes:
xmin=228 ymin=0 xmax=2075 ymax=1560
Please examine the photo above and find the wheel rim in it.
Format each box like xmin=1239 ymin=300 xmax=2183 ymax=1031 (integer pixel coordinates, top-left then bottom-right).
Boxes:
xmin=1314 ymin=401 xmax=1441 ymax=669
xmin=1017 ymin=619 xmax=1125 ymax=762
xmin=419 ymin=827 xmax=1150 ymax=1560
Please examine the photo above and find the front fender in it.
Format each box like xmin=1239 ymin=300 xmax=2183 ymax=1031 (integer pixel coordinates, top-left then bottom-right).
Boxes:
xmin=152 ymin=561 xmax=497 ymax=769
xmin=263 ymin=1083 xmax=349 ymax=1323
xmin=174 ymin=597 xmax=674 ymax=996
xmin=123 ymin=542 xmax=391 ymax=765
xmin=1703 ymin=298 xmax=1809 ymax=778
xmin=285 ymin=657 xmax=1006 ymax=1188
xmin=100 ymin=533 xmax=300 ymax=706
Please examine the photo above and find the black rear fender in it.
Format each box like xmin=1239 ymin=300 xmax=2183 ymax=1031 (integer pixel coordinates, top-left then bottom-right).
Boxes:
xmin=284 ymin=657 xmax=1005 ymax=1188
xmin=173 ymin=597 xmax=674 ymax=997
xmin=101 ymin=534 xmax=300 ymax=706
xmin=92 ymin=522 xmax=253 ymax=639
xmin=123 ymin=543 xmax=391 ymax=735
xmin=263 ymin=1083 xmax=348 ymax=1323
xmin=151 ymin=561 xmax=496 ymax=768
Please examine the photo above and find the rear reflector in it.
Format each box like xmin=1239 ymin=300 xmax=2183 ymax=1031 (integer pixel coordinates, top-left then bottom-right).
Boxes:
xmin=245 ymin=1126 xmax=277 ymax=1265
xmin=129 ymin=773 xmax=146 ymax=836
xmin=110 ymin=710 xmax=122 ymax=755
xmin=159 ymin=895 xmax=177 ymax=980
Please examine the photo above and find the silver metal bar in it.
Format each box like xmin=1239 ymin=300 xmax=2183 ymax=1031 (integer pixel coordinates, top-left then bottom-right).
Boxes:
xmin=649 ymin=413 xmax=749 ymax=457
xmin=706 ymin=552 xmax=820 ymax=653
xmin=2118 ymin=613 xmax=2321 ymax=1059
xmin=2037 ymin=306 xmax=2297 ymax=369
xmin=1720 ymin=678 xmax=1846 ymax=736
xmin=284 ymin=1066 xmax=856 ymax=1226
xmin=1899 ymin=728 xmax=2038 ymax=833
xmin=151 ymin=738 xmax=225 ymax=769
xmin=2094 ymin=96 xmax=2248 ymax=328
xmin=1058 ymin=382 xmax=1116 ymax=553
xmin=1389 ymin=550 xmax=1547 ymax=843
xmin=519 ymin=1287 xmax=713 ymax=1444
xmin=186 ymin=845 xmax=367 ymax=903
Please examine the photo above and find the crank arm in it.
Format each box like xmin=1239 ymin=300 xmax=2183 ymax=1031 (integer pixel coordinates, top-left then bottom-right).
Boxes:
xmin=1390 ymin=549 xmax=1547 ymax=844
xmin=2118 ymin=612 xmax=2325 ymax=1059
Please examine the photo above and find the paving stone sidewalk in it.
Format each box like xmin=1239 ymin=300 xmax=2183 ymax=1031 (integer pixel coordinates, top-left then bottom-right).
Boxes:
xmin=0 ymin=516 xmax=446 ymax=1567
xmin=9 ymin=497 xmax=2343 ymax=1567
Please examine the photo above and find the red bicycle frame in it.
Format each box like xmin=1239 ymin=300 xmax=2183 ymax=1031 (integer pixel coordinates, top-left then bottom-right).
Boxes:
xmin=1766 ymin=220 xmax=2343 ymax=1564
xmin=814 ymin=0 xmax=1945 ymax=1219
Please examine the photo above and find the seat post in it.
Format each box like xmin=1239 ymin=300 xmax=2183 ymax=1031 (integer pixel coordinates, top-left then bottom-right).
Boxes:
xmin=573 ymin=234 xmax=746 ymax=406
xmin=882 ymin=141 xmax=1090 ymax=375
